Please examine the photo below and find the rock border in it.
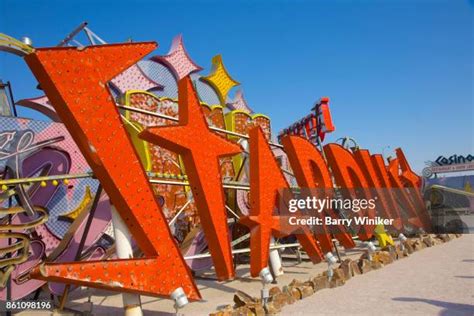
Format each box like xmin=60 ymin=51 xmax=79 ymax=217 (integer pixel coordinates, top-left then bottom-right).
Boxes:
xmin=209 ymin=234 xmax=463 ymax=316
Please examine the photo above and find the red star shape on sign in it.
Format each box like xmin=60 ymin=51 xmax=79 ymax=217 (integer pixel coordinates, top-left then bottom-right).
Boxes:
xmin=140 ymin=76 xmax=242 ymax=280
xmin=240 ymin=127 xmax=324 ymax=277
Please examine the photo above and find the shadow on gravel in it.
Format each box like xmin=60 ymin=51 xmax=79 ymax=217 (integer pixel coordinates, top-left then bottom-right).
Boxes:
xmin=393 ymin=297 xmax=474 ymax=315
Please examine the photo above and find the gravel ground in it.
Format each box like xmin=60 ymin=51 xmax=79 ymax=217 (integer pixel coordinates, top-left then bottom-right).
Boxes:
xmin=17 ymin=235 xmax=473 ymax=315
xmin=283 ymin=234 xmax=474 ymax=316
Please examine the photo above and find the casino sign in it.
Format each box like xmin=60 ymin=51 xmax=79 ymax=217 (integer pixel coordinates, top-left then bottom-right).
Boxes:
xmin=423 ymin=154 xmax=474 ymax=178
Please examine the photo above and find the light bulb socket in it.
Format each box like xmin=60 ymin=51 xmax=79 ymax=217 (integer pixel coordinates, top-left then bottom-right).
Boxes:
xmin=398 ymin=233 xmax=408 ymax=243
xmin=259 ymin=267 xmax=273 ymax=284
xmin=367 ymin=241 xmax=376 ymax=253
xmin=325 ymin=252 xmax=338 ymax=265
xmin=171 ymin=287 xmax=188 ymax=309
xmin=21 ymin=36 xmax=33 ymax=46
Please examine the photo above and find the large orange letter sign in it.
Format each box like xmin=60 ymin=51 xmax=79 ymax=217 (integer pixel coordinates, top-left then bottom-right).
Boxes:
xmin=395 ymin=148 xmax=430 ymax=229
xmin=25 ymin=43 xmax=200 ymax=299
xmin=240 ymin=127 xmax=323 ymax=277
xmin=281 ymin=135 xmax=355 ymax=252
xmin=387 ymin=149 xmax=430 ymax=230
xmin=324 ymin=144 xmax=375 ymax=240
xmin=139 ymin=76 xmax=242 ymax=280
xmin=353 ymin=149 xmax=402 ymax=231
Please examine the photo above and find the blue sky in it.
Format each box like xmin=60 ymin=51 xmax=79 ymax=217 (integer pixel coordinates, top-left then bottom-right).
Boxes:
xmin=0 ymin=0 xmax=472 ymax=172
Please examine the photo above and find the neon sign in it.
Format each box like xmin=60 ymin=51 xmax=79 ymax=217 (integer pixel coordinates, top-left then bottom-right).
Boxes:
xmin=17 ymin=42 xmax=429 ymax=301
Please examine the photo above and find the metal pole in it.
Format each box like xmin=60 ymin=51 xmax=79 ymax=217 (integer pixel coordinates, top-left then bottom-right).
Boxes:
xmin=111 ymin=206 xmax=143 ymax=316
xmin=149 ymin=179 xmax=252 ymax=190
xmin=168 ymin=198 xmax=193 ymax=226
xmin=6 ymin=197 xmax=12 ymax=316
xmin=83 ymin=28 xmax=96 ymax=45
xmin=269 ymin=237 xmax=284 ymax=277
xmin=117 ymin=105 xmax=284 ymax=149
xmin=57 ymin=22 xmax=88 ymax=47
xmin=183 ymin=242 xmax=302 ymax=260
xmin=225 ymin=205 xmax=240 ymax=219
xmin=83 ymin=27 xmax=107 ymax=45
xmin=0 ymin=172 xmax=93 ymax=186
xmin=2 ymin=175 xmax=302 ymax=192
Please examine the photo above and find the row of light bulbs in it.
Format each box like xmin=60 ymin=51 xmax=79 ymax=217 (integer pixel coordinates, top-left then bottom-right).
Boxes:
xmin=0 ymin=172 xmax=192 ymax=192
xmin=1 ymin=179 xmax=71 ymax=191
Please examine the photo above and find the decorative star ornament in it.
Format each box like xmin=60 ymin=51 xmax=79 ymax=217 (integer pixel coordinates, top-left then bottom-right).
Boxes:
xmin=140 ymin=76 xmax=242 ymax=280
xmin=111 ymin=64 xmax=163 ymax=93
xmin=227 ymin=89 xmax=252 ymax=113
xmin=16 ymin=95 xmax=60 ymax=122
xmin=152 ymin=34 xmax=202 ymax=81
xmin=201 ymin=55 xmax=240 ymax=104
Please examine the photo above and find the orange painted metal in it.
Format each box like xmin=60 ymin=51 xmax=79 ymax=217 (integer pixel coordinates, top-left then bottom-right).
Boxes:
xmin=139 ymin=76 xmax=242 ymax=281
xmin=318 ymin=98 xmax=335 ymax=134
xmin=388 ymin=157 xmax=422 ymax=228
xmin=395 ymin=148 xmax=423 ymax=189
xmin=281 ymin=135 xmax=355 ymax=252
xmin=395 ymin=148 xmax=430 ymax=230
xmin=371 ymin=153 xmax=401 ymax=216
xmin=323 ymin=143 xmax=375 ymax=240
xmin=370 ymin=153 xmax=428 ymax=231
xmin=240 ymin=127 xmax=323 ymax=277
xmin=387 ymin=150 xmax=430 ymax=231
xmin=353 ymin=149 xmax=402 ymax=231
xmin=24 ymin=43 xmax=200 ymax=300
